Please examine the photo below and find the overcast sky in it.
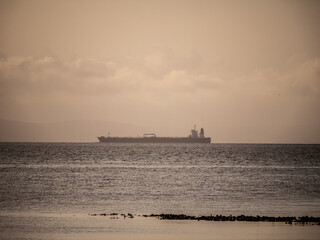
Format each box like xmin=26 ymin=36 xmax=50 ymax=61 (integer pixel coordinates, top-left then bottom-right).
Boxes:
xmin=0 ymin=0 xmax=319 ymax=143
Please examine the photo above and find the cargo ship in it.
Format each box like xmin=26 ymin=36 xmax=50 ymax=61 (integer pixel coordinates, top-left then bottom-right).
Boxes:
xmin=98 ymin=126 xmax=211 ymax=143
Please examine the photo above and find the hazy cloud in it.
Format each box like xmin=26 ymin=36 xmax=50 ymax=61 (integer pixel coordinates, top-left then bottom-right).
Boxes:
xmin=1 ymin=53 xmax=319 ymax=108
xmin=0 ymin=50 xmax=224 ymax=102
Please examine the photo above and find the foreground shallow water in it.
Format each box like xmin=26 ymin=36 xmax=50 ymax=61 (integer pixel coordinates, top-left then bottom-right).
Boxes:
xmin=0 ymin=212 xmax=319 ymax=240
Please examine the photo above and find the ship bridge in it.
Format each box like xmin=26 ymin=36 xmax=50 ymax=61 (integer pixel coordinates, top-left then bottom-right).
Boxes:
xmin=189 ymin=125 xmax=206 ymax=138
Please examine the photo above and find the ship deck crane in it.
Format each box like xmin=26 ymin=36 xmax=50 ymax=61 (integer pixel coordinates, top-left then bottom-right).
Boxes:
xmin=143 ymin=133 xmax=157 ymax=138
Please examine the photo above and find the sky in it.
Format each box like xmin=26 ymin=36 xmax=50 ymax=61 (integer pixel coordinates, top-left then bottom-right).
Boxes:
xmin=0 ymin=0 xmax=319 ymax=143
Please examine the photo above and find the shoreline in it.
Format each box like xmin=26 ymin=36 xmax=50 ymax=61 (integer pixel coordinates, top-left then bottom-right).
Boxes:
xmin=89 ymin=213 xmax=320 ymax=224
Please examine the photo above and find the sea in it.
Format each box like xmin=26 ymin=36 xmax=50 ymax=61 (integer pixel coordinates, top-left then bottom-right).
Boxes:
xmin=0 ymin=143 xmax=320 ymax=240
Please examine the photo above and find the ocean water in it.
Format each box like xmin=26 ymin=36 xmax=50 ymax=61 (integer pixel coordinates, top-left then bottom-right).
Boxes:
xmin=1 ymin=143 xmax=320 ymax=239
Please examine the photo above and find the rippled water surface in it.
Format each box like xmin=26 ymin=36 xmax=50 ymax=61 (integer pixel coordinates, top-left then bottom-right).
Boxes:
xmin=1 ymin=143 xmax=320 ymax=239
xmin=1 ymin=143 xmax=319 ymax=216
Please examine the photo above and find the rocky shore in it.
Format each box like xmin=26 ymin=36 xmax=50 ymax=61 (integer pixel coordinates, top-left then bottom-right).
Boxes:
xmin=89 ymin=213 xmax=320 ymax=224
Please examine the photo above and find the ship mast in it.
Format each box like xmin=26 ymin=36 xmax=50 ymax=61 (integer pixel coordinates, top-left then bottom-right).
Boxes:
xmin=191 ymin=124 xmax=199 ymax=138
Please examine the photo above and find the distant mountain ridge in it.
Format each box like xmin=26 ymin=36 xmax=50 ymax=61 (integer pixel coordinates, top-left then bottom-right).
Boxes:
xmin=0 ymin=119 xmax=146 ymax=142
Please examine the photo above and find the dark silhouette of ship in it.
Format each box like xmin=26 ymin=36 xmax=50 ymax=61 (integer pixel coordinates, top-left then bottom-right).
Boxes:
xmin=98 ymin=126 xmax=211 ymax=143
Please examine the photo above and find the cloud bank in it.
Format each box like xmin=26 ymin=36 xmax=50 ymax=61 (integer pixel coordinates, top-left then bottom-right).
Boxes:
xmin=0 ymin=50 xmax=319 ymax=142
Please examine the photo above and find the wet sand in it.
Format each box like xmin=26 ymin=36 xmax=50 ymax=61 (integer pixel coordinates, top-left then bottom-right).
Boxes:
xmin=1 ymin=212 xmax=320 ymax=240
xmin=61 ymin=221 xmax=320 ymax=240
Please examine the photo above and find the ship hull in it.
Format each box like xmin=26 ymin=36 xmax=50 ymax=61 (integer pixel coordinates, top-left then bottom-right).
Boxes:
xmin=98 ymin=137 xmax=211 ymax=143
